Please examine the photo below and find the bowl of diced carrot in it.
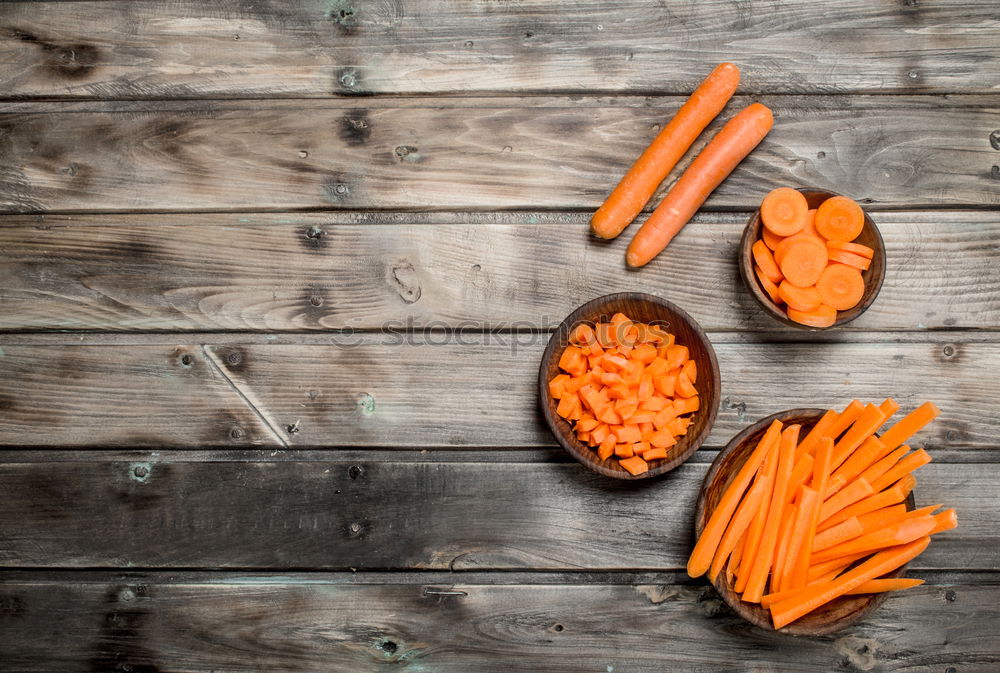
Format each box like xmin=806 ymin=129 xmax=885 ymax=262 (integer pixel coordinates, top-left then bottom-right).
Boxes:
xmin=739 ymin=188 xmax=886 ymax=329
xmin=539 ymin=293 xmax=720 ymax=479
xmin=690 ymin=401 xmax=956 ymax=635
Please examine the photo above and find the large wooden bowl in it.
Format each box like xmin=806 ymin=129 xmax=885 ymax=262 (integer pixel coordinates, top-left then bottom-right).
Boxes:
xmin=738 ymin=188 xmax=886 ymax=330
xmin=696 ymin=408 xmax=915 ymax=635
xmin=539 ymin=293 xmax=720 ymax=480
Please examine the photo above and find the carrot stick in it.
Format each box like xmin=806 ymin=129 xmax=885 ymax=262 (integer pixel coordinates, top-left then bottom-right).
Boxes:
xmin=591 ymin=63 xmax=741 ymax=240
xmin=709 ymin=471 xmax=770 ymax=581
xmin=626 ymin=103 xmax=774 ymax=267
xmin=870 ymin=449 xmax=932 ymax=492
xmin=727 ymin=530 xmax=746 ymax=584
xmin=844 ymin=578 xmax=924 ymax=595
xmin=831 ymin=435 xmax=886 ymax=486
xmin=812 ymin=517 xmax=864 ymax=552
xmin=772 ymin=502 xmax=798 ymax=594
xmin=831 ymin=403 xmax=887 ymax=471
xmin=790 ymin=437 xmax=833 ymax=589
xmin=824 ymin=474 xmax=846 ymax=498
xmin=894 ymin=473 xmax=917 ymax=498
xmin=811 ymin=516 xmax=937 ymax=564
xmin=743 ymin=424 xmax=799 ymax=602
xmin=878 ymin=402 xmax=941 ymax=452
xmin=807 ymin=552 xmax=869 ymax=583
xmin=735 ymin=433 xmax=780 ymax=593
xmin=771 ymin=536 xmax=931 ymax=629
xmin=818 ymin=483 xmax=908 ymax=531
xmin=797 ymin=411 xmax=839 ymax=456
xmin=818 ymin=477 xmax=875 ymax=524
xmin=878 ymin=397 xmax=900 ymax=420
xmin=688 ymin=419 xmax=782 ymax=577
xmin=826 ymin=400 xmax=864 ymax=439
xmin=779 ymin=487 xmax=818 ymax=592
xmin=761 ymin=568 xmax=845 ymax=608
xmin=860 ymin=445 xmax=910 ymax=487
xmin=931 ymin=508 xmax=958 ymax=534
xmin=855 ymin=503 xmax=909 ymax=532
xmin=786 ymin=453 xmax=814 ymax=505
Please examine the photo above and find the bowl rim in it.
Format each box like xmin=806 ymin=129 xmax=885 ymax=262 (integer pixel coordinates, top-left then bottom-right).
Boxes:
xmin=695 ymin=407 xmax=914 ymax=635
xmin=538 ymin=291 xmax=720 ymax=480
xmin=738 ymin=187 xmax=887 ymax=330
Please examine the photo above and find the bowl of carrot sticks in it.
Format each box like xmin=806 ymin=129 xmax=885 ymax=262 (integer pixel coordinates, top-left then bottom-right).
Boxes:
xmin=539 ymin=293 xmax=720 ymax=479
xmin=738 ymin=188 xmax=886 ymax=329
xmin=689 ymin=400 xmax=957 ymax=635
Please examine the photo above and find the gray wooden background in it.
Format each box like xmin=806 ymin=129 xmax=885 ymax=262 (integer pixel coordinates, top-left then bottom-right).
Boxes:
xmin=1 ymin=1 xmax=998 ymax=671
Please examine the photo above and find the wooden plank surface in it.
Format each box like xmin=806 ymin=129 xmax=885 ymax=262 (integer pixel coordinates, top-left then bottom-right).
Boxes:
xmin=0 ymin=459 xmax=988 ymax=569
xmin=2 ymin=577 xmax=997 ymax=672
xmin=1 ymin=0 xmax=998 ymax=97
xmin=0 ymin=341 xmax=986 ymax=448
xmin=1 ymin=96 xmax=997 ymax=213
xmin=0 ymin=211 xmax=996 ymax=332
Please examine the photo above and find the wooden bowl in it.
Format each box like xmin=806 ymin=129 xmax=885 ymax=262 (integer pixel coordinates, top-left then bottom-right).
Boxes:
xmin=539 ymin=293 xmax=720 ymax=480
xmin=696 ymin=408 xmax=915 ymax=635
xmin=738 ymin=188 xmax=886 ymax=330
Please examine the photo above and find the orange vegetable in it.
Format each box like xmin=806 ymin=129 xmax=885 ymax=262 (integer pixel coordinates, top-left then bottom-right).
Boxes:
xmin=815 ymin=195 xmax=864 ymax=242
xmin=797 ymin=411 xmax=839 ymax=456
xmin=743 ymin=424 xmax=799 ymax=602
xmin=591 ymin=63 xmax=741 ymax=240
xmin=778 ymin=281 xmax=822 ymax=312
xmin=870 ymin=449 xmax=931 ymax=492
xmin=843 ymin=578 xmax=924 ymax=595
xmin=771 ymin=536 xmax=930 ymax=629
xmin=827 ymin=240 xmax=874 ymax=260
xmin=778 ymin=236 xmax=828 ymax=287
xmin=548 ymin=374 xmax=570 ymax=399
xmin=762 ymin=225 xmax=785 ymax=251
xmin=626 ymin=103 xmax=774 ymax=267
xmin=816 ymin=263 xmax=865 ymax=311
xmin=772 ymin=502 xmax=798 ymax=593
xmin=789 ymin=436 xmax=833 ymax=589
xmin=831 ymin=435 xmax=886 ymax=486
xmin=811 ymin=515 xmax=936 ymax=564
xmin=752 ymin=240 xmax=784 ymax=284
xmin=779 ymin=488 xmax=818 ymax=592
xmin=676 ymin=371 xmax=698 ymax=398
xmin=818 ymin=477 xmax=875 ymax=523
xmin=787 ymin=304 xmax=836 ymax=328
xmin=831 ymin=403 xmax=887 ymax=470
xmin=735 ymin=437 xmax=780 ymax=593
xmin=879 ymin=402 xmax=940 ymax=452
xmin=619 ymin=455 xmax=649 ymax=476
xmin=828 ymin=400 xmax=864 ymax=439
xmin=818 ymin=483 xmax=908 ymax=531
xmin=859 ymin=445 xmax=909 ymax=487
xmin=879 ymin=397 xmax=900 ymax=419
xmin=709 ymin=470 xmax=770 ymax=582
xmin=755 ymin=266 xmax=783 ymax=304
xmin=812 ymin=516 xmax=864 ymax=552
xmin=642 ymin=447 xmax=668 ymax=461
xmin=682 ymin=359 xmax=697 ymax=384
xmin=931 ymin=508 xmax=958 ymax=534
xmin=761 ymin=187 xmax=808 ymax=237
xmin=827 ymin=248 xmax=872 ymax=271
xmin=688 ymin=420 xmax=783 ymax=578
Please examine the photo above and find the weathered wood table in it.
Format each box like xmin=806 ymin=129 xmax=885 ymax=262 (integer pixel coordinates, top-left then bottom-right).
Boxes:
xmin=1 ymin=1 xmax=998 ymax=670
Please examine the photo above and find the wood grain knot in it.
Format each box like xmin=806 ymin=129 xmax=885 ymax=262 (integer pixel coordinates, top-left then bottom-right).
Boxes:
xmin=389 ymin=261 xmax=421 ymax=304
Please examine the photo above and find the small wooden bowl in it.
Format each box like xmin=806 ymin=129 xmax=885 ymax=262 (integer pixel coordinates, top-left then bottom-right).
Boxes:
xmin=739 ymin=188 xmax=886 ymax=330
xmin=539 ymin=293 xmax=720 ymax=480
xmin=696 ymin=408 xmax=915 ymax=635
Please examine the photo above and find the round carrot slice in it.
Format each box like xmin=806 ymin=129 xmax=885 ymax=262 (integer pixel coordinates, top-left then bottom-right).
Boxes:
xmin=827 ymin=248 xmax=872 ymax=271
xmin=827 ymin=240 xmax=874 ymax=259
xmin=752 ymin=240 xmax=783 ymax=283
xmin=787 ymin=304 xmax=837 ymax=328
xmin=815 ymin=196 xmax=864 ymax=242
xmin=761 ymin=187 xmax=809 ymax=236
xmin=778 ymin=236 xmax=828 ymax=287
xmin=755 ymin=264 xmax=783 ymax=305
xmin=816 ymin=263 xmax=865 ymax=310
xmin=778 ymin=280 xmax=822 ymax=312
xmin=762 ymin=226 xmax=785 ymax=251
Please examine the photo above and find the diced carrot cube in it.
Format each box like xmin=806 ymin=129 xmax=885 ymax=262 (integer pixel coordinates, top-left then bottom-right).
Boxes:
xmin=595 ymin=323 xmax=615 ymax=348
xmin=627 ymin=411 xmax=656 ymax=424
xmin=666 ymin=417 xmax=689 ymax=436
xmin=653 ymin=406 xmax=678 ymax=430
xmin=616 ymin=424 xmax=642 ymax=444
xmin=600 ymin=372 xmax=625 ymax=386
xmin=676 ymin=371 xmax=697 ymax=398
xmin=645 ymin=357 xmax=669 ymax=377
xmin=654 ymin=374 xmax=677 ymax=397
xmin=565 ymin=372 xmax=592 ymax=393
xmin=577 ymin=416 xmax=599 ymax=432
xmin=576 ymin=430 xmax=590 ymax=443
xmin=664 ymin=344 xmax=689 ymax=370
xmin=597 ymin=406 xmax=622 ymax=426
xmin=556 ymin=392 xmax=579 ymax=419
xmin=639 ymin=396 xmax=668 ymax=412
xmin=681 ymin=358 xmax=697 ymax=384
xmin=650 ymin=429 xmax=677 ymax=448
xmin=570 ymin=324 xmax=596 ymax=348
xmin=579 ymin=386 xmax=604 ymax=413
xmin=619 ymin=456 xmax=649 ymax=476
xmin=615 ymin=443 xmax=634 ymax=458
xmin=649 ymin=326 xmax=674 ymax=346
xmin=638 ymin=421 xmax=654 ymax=436
xmin=637 ymin=374 xmax=655 ymax=401
xmin=614 ymin=398 xmax=639 ymax=420
xmin=597 ymin=436 xmax=616 ymax=460
xmin=643 ymin=447 xmax=668 ymax=461
xmin=606 ymin=384 xmax=631 ymax=400
xmin=631 ymin=343 xmax=657 ymax=364
xmin=591 ymin=423 xmax=610 ymax=445
xmin=568 ymin=396 xmax=584 ymax=421
xmin=623 ymin=360 xmax=644 ymax=387
xmin=602 ymin=354 xmax=629 ymax=372
xmin=674 ymin=396 xmax=700 ymax=415
xmin=635 ymin=440 xmax=651 ymax=456
xmin=548 ymin=374 xmax=570 ymax=399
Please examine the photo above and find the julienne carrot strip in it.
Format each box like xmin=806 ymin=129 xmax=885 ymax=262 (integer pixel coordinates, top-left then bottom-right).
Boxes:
xmin=827 ymin=400 xmax=864 ymax=439
xmin=831 ymin=404 xmax=887 ymax=471
xmin=591 ymin=63 xmax=741 ymax=240
xmin=818 ymin=477 xmax=875 ymax=524
xmin=709 ymin=472 xmax=770 ymax=582
xmin=879 ymin=397 xmax=900 ymax=419
xmin=796 ymin=411 xmax=839 ymax=456
xmin=786 ymin=453 xmax=815 ymax=505
xmin=931 ymin=509 xmax=959 ymax=534
xmin=761 ymin=568 xmax=844 ymax=608
xmin=779 ymin=487 xmax=818 ymax=592
xmin=743 ymin=424 xmax=799 ymax=602
xmin=807 ymin=552 xmax=869 ymax=583
xmin=844 ymin=578 xmax=924 ymax=595
xmin=687 ymin=420 xmax=782 ymax=578
xmin=771 ymin=536 xmax=931 ymax=629
xmin=735 ymin=435 xmax=780 ymax=593
xmin=818 ymin=484 xmax=907 ymax=531
xmin=790 ymin=437 xmax=833 ymax=589
xmin=831 ymin=435 xmax=886 ymax=486
xmin=878 ymin=401 xmax=941 ymax=452
xmin=626 ymin=103 xmax=774 ymax=267
xmin=870 ymin=449 xmax=932 ymax=492
xmin=860 ymin=445 xmax=910 ymax=487
xmin=855 ymin=503 xmax=909 ymax=533
xmin=812 ymin=517 xmax=864 ymax=553
xmin=811 ymin=516 xmax=937 ymax=564
xmin=772 ymin=502 xmax=798 ymax=594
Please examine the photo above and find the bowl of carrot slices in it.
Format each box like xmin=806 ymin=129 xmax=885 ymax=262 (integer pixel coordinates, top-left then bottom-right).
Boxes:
xmin=689 ymin=400 xmax=957 ymax=635
xmin=739 ymin=188 xmax=886 ymax=329
xmin=539 ymin=293 xmax=720 ymax=479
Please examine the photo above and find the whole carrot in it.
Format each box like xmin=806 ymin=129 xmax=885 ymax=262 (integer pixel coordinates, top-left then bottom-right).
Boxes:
xmin=591 ymin=63 xmax=741 ymax=240
xmin=626 ymin=103 xmax=774 ymax=267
